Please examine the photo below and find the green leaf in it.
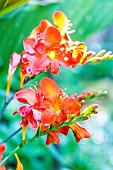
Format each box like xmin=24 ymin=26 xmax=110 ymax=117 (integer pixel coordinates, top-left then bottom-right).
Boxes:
xmin=0 ymin=0 xmax=29 ymax=16
xmin=0 ymin=0 xmax=6 ymax=9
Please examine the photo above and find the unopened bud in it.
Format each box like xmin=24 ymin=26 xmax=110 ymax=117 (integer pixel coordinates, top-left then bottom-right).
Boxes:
xmin=81 ymin=104 xmax=98 ymax=117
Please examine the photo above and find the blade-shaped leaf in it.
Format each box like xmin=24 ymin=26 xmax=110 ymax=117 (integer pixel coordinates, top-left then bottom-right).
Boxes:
xmin=0 ymin=0 xmax=29 ymax=16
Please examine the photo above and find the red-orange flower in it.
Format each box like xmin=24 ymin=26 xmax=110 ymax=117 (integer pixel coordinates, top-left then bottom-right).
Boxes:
xmin=19 ymin=11 xmax=95 ymax=88
xmin=14 ymin=77 xmax=92 ymax=145
xmin=69 ymin=122 xmax=90 ymax=142
xmin=15 ymin=77 xmax=80 ymax=128
xmin=72 ymin=43 xmax=95 ymax=64
xmin=46 ymin=126 xmax=70 ymax=145
xmin=15 ymin=77 xmax=81 ymax=144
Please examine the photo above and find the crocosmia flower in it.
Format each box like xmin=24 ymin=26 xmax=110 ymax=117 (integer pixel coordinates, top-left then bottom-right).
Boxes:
xmin=69 ymin=122 xmax=90 ymax=142
xmin=14 ymin=77 xmax=91 ymax=145
xmin=20 ymin=11 xmax=95 ymax=88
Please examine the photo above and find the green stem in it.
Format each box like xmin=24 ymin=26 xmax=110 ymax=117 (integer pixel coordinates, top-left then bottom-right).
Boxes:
xmin=0 ymin=116 xmax=82 ymax=166
xmin=0 ymin=94 xmax=14 ymax=120
xmin=0 ymin=0 xmax=29 ymax=17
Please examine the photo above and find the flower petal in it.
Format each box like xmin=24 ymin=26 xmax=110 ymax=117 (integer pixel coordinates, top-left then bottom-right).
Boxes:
xmin=52 ymin=11 xmax=70 ymax=35
xmin=44 ymin=26 xmax=61 ymax=47
xmin=30 ymin=19 xmax=52 ymax=38
xmin=55 ymin=112 xmax=67 ymax=125
xmin=62 ymin=97 xmax=81 ymax=116
xmin=13 ymin=105 xmax=33 ymax=116
xmin=57 ymin=126 xmax=69 ymax=136
xmin=6 ymin=52 xmax=21 ymax=96
xmin=76 ymin=43 xmax=87 ymax=51
xmin=69 ymin=122 xmax=90 ymax=142
xmin=0 ymin=163 xmax=6 ymax=170
xmin=58 ymin=51 xmax=78 ymax=68
xmin=29 ymin=55 xmax=50 ymax=75
xmin=72 ymin=43 xmax=87 ymax=64
xmin=46 ymin=131 xmax=60 ymax=145
xmin=23 ymin=37 xmax=36 ymax=54
xmin=8 ymin=52 xmax=21 ymax=75
xmin=50 ymin=60 xmax=60 ymax=74
xmin=39 ymin=77 xmax=60 ymax=100
xmin=29 ymin=117 xmax=38 ymax=130
xmin=32 ymin=109 xmax=42 ymax=121
xmin=0 ymin=144 xmax=6 ymax=162
xmin=41 ymin=109 xmax=56 ymax=126
xmin=14 ymin=88 xmax=37 ymax=105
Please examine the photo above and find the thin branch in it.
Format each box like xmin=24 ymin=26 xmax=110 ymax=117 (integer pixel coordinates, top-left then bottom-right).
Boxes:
xmin=0 ymin=94 xmax=14 ymax=120
xmin=0 ymin=127 xmax=22 ymax=144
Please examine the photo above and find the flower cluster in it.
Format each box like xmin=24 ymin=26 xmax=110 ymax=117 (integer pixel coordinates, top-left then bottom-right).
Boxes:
xmin=6 ymin=11 xmax=113 ymax=95
xmin=14 ymin=77 xmax=90 ymax=145
xmin=8 ymin=11 xmax=95 ymax=90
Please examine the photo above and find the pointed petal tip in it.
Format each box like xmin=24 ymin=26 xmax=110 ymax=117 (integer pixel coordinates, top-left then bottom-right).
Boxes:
xmin=39 ymin=77 xmax=60 ymax=100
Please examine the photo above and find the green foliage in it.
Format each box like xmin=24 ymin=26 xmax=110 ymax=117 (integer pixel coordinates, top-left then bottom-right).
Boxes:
xmin=0 ymin=0 xmax=29 ymax=16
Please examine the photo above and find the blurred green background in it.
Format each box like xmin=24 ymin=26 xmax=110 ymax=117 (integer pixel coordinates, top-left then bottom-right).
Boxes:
xmin=0 ymin=0 xmax=113 ymax=169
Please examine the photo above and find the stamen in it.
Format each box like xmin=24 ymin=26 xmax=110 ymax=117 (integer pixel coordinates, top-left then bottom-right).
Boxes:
xmin=64 ymin=57 xmax=69 ymax=61
xmin=67 ymin=30 xmax=75 ymax=34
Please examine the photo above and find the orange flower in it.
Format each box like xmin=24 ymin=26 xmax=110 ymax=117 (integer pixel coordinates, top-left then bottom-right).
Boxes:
xmin=72 ymin=43 xmax=95 ymax=64
xmin=39 ymin=77 xmax=81 ymax=126
xmin=15 ymin=77 xmax=78 ymax=128
xmin=14 ymin=78 xmax=93 ymax=144
xmin=46 ymin=126 xmax=69 ymax=145
xmin=69 ymin=122 xmax=90 ymax=142
xmin=14 ymin=77 xmax=81 ymax=144
xmin=20 ymin=11 xmax=94 ymax=88
xmin=46 ymin=131 xmax=60 ymax=145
